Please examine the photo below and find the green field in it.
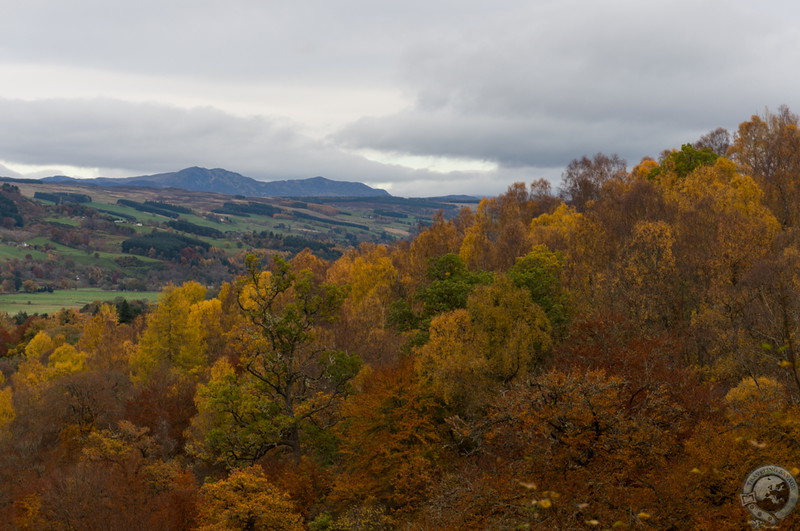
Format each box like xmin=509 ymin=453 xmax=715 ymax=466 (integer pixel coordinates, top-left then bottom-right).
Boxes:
xmin=0 ymin=289 xmax=160 ymax=315
xmin=0 ymin=244 xmax=48 ymax=260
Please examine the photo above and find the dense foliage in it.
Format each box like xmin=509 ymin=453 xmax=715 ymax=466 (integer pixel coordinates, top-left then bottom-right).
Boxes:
xmin=166 ymin=219 xmax=225 ymax=239
xmin=212 ymin=201 xmax=282 ymax=217
xmin=117 ymin=199 xmax=181 ymax=218
xmin=33 ymin=192 xmax=92 ymax=204
xmin=3 ymin=107 xmax=800 ymax=529
xmin=121 ymin=232 xmax=211 ymax=260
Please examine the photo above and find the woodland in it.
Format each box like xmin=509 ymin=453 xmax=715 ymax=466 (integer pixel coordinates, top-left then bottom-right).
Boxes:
xmin=1 ymin=107 xmax=800 ymax=530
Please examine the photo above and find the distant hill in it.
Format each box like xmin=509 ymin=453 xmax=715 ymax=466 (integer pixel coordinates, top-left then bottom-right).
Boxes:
xmin=41 ymin=167 xmax=391 ymax=198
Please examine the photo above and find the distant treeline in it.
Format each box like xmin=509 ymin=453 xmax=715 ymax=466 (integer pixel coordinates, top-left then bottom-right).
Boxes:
xmin=117 ymin=199 xmax=179 ymax=218
xmin=96 ymin=209 xmax=137 ymax=221
xmin=0 ymin=195 xmax=23 ymax=227
xmin=144 ymin=201 xmax=193 ymax=215
xmin=292 ymin=211 xmax=369 ymax=230
xmin=122 ymin=232 xmax=210 ymax=260
xmin=34 ymin=192 xmax=92 ymax=204
xmin=282 ymin=235 xmax=338 ymax=258
xmin=244 ymin=230 xmax=341 ymax=260
xmin=374 ymin=209 xmax=408 ymax=219
xmin=166 ymin=219 xmax=224 ymax=238
xmin=212 ymin=202 xmax=281 ymax=217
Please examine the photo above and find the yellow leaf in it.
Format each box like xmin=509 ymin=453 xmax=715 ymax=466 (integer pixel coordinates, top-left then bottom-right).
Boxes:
xmin=537 ymin=499 xmax=552 ymax=509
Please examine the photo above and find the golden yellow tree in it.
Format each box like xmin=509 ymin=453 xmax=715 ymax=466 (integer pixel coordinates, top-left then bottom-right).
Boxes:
xmin=197 ymin=466 xmax=304 ymax=531
xmin=130 ymin=281 xmax=212 ymax=382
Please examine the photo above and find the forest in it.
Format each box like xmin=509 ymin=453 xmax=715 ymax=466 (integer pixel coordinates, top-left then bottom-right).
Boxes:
xmin=1 ymin=107 xmax=800 ymax=530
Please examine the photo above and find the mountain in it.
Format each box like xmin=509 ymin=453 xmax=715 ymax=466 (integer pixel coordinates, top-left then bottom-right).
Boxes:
xmin=40 ymin=167 xmax=391 ymax=198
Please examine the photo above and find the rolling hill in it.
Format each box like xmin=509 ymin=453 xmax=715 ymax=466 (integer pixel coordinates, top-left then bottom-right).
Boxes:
xmin=41 ymin=167 xmax=391 ymax=198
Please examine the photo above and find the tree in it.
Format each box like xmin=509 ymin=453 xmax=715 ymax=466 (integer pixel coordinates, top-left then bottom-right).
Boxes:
xmin=326 ymin=243 xmax=403 ymax=366
xmin=18 ymin=421 xmax=199 ymax=531
xmin=737 ymin=245 xmax=800 ymax=398
xmin=415 ymin=275 xmax=552 ymax=412
xmin=559 ymin=153 xmax=626 ymax=211
xmin=693 ymin=127 xmax=731 ymax=156
xmin=187 ymin=255 xmax=360 ymax=465
xmin=615 ymin=220 xmax=680 ymax=327
xmin=729 ymin=105 xmax=800 ymax=227
xmin=415 ymin=254 xmax=491 ymax=320
xmin=655 ymin=143 xmax=719 ymax=181
xmin=130 ymin=281 xmax=210 ymax=382
xmin=459 ymin=183 xmax=542 ymax=271
xmin=77 ymin=303 xmax=131 ymax=371
xmin=197 ymin=466 xmax=304 ymax=531
xmin=508 ymin=245 xmax=570 ymax=337
xmin=330 ymin=361 xmax=443 ymax=517
xmin=473 ymin=369 xmax=685 ymax=529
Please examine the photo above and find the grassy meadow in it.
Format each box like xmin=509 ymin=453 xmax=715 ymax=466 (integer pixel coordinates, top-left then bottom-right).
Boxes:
xmin=0 ymin=288 xmax=160 ymax=315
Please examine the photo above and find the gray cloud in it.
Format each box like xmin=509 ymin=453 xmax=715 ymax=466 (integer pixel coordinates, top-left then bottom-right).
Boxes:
xmin=0 ymin=97 xmax=503 ymax=196
xmin=2 ymin=0 xmax=800 ymax=196
xmin=335 ymin=0 xmax=800 ymax=171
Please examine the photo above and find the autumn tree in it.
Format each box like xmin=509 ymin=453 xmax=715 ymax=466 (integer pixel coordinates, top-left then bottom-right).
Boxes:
xmin=187 ymin=255 xmax=360 ymax=465
xmin=130 ymin=281 xmax=214 ymax=382
xmin=737 ymin=245 xmax=800 ymax=398
xmin=77 ymin=303 xmax=133 ymax=371
xmin=615 ymin=220 xmax=680 ymax=327
xmin=415 ymin=275 xmax=552 ymax=413
xmin=197 ymin=466 xmax=303 ymax=531
xmin=329 ymin=361 xmax=444 ymax=519
xmin=558 ymin=152 xmax=626 ymax=211
xmin=389 ymin=253 xmax=491 ymax=343
xmin=693 ymin=126 xmax=731 ymax=156
xmin=508 ymin=245 xmax=570 ymax=336
xmin=459 ymin=182 xmax=543 ymax=271
xmin=656 ymin=143 xmax=719 ymax=181
xmin=729 ymin=105 xmax=800 ymax=227
xmin=395 ymin=211 xmax=467 ymax=298
xmin=433 ymin=369 xmax=687 ymax=529
xmin=326 ymin=243 xmax=404 ymax=366
xmin=656 ymin=377 xmax=800 ymax=529
xmin=15 ymin=421 xmax=199 ymax=531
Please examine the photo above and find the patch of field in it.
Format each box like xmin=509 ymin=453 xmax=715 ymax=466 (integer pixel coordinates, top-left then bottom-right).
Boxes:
xmin=43 ymin=217 xmax=81 ymax=227
xmin=0 ymin=244 xmax=48 ymax=260
xmin=0 ymin=289 xmax=160 ymax=315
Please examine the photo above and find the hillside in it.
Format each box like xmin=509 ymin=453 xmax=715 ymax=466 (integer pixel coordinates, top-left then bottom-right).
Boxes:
xmin=41 ymin=167 xmax=391 ymax=198
xmin=0 ymin=178 xmax=464 ymax=301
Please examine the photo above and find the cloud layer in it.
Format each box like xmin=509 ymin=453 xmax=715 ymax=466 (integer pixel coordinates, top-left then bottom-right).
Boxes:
xmin=2 ymin=0 xmax=800 ymax=196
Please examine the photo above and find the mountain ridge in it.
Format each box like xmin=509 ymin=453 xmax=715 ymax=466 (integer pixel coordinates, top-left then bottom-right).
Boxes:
xmin=40 ymin=167 xmax=391 ymax=198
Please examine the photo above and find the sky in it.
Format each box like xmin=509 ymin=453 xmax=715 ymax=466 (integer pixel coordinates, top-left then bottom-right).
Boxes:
xmin=1 ymin=0 xmax=799 ymax=198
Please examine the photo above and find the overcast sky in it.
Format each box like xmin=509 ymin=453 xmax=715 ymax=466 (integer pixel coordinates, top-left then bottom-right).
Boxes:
xmin=1 ymin=0 xmax=799 ymax=197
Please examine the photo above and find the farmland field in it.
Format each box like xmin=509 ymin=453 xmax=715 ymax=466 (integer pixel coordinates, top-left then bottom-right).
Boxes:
xmin=0 ymin=288 xmax=160 ymax=315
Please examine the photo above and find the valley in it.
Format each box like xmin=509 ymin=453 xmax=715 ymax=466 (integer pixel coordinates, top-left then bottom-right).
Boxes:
xmin=0 ymin=176 xmax=473 ymax=315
